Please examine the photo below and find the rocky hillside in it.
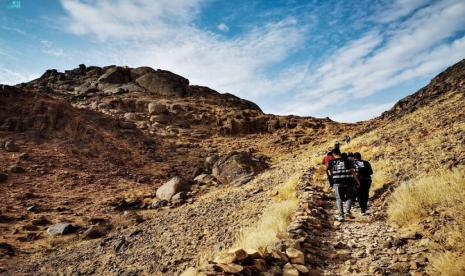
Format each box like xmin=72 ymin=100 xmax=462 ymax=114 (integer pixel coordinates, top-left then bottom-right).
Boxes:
xmin=0 ymin=65 xmax=350 ymax=275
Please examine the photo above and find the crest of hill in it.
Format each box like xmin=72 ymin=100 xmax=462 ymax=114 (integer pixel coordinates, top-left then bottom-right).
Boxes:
xmin=380 ymin=59 xmax=465 ymax=120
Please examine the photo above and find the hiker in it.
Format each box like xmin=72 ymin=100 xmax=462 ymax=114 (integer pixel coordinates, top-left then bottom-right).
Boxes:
xmin=353 ymin=152 xmax=373 ymax=215
xmin=328 ymin=148 xmax=360 ymax=221
xmin=334 ymin=141 xmax=341 ymax=151
xmin=322 ymin=151 xmax=334 ymax=187
xmin=344 ymin=135 xmax=351 ymax=144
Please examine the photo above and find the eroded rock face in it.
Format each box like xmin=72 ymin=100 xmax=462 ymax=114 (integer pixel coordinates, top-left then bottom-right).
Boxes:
xmin=98 ymin=67 xmax=131 ymax=84
xmin=156 ymin=176 xmax=190 ymax=201
xmin=135 ymin=70 xmax=189 ymax=97
xmin=212 ymin=151 xmax=269 ymax=186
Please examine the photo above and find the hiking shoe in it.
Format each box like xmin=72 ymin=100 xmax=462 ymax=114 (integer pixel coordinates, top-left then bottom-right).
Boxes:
xmin=336 ymin=215 xmax=344 ymax=222
xmin=346 ymin=212 xmax=355 ymax=219
xmin=361 ymin=211 xmax=367 ymax=216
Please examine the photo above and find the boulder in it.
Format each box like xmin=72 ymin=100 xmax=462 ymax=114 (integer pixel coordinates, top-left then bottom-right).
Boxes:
xmin=286 ymin=248 xmax=305 ymax=264
xmin=130 ymin=66 xmax=156 ymax=79
xmin=47 ymin=223 xmax=77 ymax=236
xmin=194 ymin=174 xmax=219 ymax=186
xmin=124 ymin=112 xmax=140 ymax=121
xmin=148 ymin=103 xmax=168 ymax=115
xmin=4 ymin=140 xmax=19 ymax=152
xmin=149 ymin=114 xmax=171 ymax=124
xmin=98 ymin=66 xmax=130 ymax=84
xmin=82 ymin=224 xmax=110 ymax=240
xmin=212 ymin=151 xmax=269 ymax=186
xmin=156 ymin=176 xmax=190 ymax=201
xmin=135 ymin=70 xmax=189 ymax=97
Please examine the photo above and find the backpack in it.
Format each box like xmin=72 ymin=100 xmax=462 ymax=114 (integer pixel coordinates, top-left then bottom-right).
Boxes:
xmin=353 ymin=160 xmax=373 ymax=180
xmin=329 ymin=158 xmax=353 ymax=185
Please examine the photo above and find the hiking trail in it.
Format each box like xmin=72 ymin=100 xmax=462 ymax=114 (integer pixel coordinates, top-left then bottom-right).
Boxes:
xmin=315 ymin=182 xmax=431 ymax=276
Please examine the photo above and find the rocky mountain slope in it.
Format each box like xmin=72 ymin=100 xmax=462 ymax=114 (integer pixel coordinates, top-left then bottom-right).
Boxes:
xmin=0 ymin=65 xmax=349 ymax=275
xmin=1 ymin=59 xmax=464 ymax=275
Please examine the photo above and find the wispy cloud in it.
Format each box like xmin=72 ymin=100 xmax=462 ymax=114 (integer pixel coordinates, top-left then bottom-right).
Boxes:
xmin=0 ymin=68 xmax=36 ymax=85
xmin=57 ymin=0 xmax=465 ymax=122
xmin=40 ymin=40 xmax=66 ymax=57
xmin=60 ymin=0 xmax=309 ymax=100
xmin=279 ymin=0 xmax=465 ymax=119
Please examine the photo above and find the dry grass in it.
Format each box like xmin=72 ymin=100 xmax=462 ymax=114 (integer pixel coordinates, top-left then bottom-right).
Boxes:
xmin=387 ymin=167 xmax=465 ymax=275
xmin=230 ymin=175 xmax=300 ymax=250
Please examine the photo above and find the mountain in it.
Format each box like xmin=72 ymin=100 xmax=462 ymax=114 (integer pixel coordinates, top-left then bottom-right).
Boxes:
xmin=0 ymin=60 xmax=464 ymax=275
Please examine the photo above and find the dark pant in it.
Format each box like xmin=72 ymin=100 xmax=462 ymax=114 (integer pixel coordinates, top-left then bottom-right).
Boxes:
xmin=358 ymin=179 xmax=371 ymax=212
xmin=334 ymin=184 xmax=354 ymax=215
xmin=326 ymin=172 xmax=334 ymax=187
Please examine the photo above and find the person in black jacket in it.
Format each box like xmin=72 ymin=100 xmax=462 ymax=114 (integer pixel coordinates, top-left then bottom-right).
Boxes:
xmin=353 ymin=152 xmax=373 ymax=215
xmin=328 ymin=148 xmax=360 ymax=221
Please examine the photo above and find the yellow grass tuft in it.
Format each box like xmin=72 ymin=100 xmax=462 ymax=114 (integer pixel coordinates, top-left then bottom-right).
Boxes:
xmin=387 ymin=167 xmax=465 ymax=226
xmin=387 ymin=167 xmax=465 ymax=275
xmin=230 ymin=175 xmax=300 ymax=250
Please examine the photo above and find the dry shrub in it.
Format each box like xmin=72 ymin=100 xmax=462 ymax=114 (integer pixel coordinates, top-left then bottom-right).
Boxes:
xmin=428 ymin=252 xmax=465 ymax=276
xmin=388 ymin=167 xmax=465 ymax=275
xmin=230 ymin=175 xmax=299 ymax=250
xmin=387 ymin=167 xmax=465 ymax=225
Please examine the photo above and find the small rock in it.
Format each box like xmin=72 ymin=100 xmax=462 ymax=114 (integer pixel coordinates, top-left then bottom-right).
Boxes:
xmin=0 ymin=172 xmax=8 ymax=183
xmin=286 ymin=248 xmax=305 ymax=264
xmin=9 ymin=166 xmax=26 ymax=173
xmin=82 ymin=225 xmax=110 ymax=240
xmin=4 ymin=140 xmax=19 ymax=152
xmin=283 ymin=263 xmax=299 ymax=276
xmin=216 ymin=263 xmax=243 ymax=273
xmin=18 ymin=153 xmax=29 ymax=160
xmin=0 ymin=242 xmax=15 ymax=256
xmin=46 ymin=223 xmax=77 ymax=236
xmin=171 ymin=191 xmax=187 ymax=203
xmin=26 ymin=205 xmax=38 ymax=212
xmin=293 ymin=264 xmax=309 ymax=273
xmin=151 ymin=199 xmax=169 ymax=209
xmin=31 ymin=217 xmax=50 ymax=226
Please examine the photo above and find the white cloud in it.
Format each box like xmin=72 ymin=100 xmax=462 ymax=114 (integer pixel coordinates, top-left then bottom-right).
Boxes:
xmin=376 ymin=0 xmax=430 ymax=23
xmin=0 ymin=68 xmax=36 ymax=85
xmin=59 ymin=0 xmax=309 ymax=101
xmin=61 ymin=0 xmax=204 ymax=41
xmin=40 ymin=40 xmax=66 ymax=57
xmin=331 ymin=102 xmax=395 ymax=123
xmin=58 ymin=0 xmax=465 ymax=122
xmin=217 ymin=23 xmax=229 ymax=32
xmin=278 ymin=0 xmax=465 ymax=119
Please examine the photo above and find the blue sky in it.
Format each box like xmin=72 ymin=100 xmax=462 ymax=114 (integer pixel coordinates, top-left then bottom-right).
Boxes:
xmin=1 ymin=0 xmax=465 ymax=122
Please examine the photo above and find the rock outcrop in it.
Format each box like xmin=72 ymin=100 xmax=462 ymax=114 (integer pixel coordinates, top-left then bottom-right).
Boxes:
xmin=212 ymin=151 xmax=269 ymax=186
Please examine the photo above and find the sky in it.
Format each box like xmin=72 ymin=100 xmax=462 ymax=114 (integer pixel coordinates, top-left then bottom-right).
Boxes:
xmin=1 ymin=0 xmax=464 ymax=122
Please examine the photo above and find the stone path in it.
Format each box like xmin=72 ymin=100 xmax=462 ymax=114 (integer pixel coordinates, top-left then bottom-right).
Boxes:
xmin=318 ymin=188 xmax=431 ymax=276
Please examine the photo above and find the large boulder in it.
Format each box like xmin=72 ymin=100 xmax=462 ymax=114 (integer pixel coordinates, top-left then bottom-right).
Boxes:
xmin=156 ymin=176 xmax=190 ymax=201
xmin=135 ymin=70 xmax=189 ymax=97
xmin=212 ymin=151 xmax=269 ymax=186
xmin=148 ymin=102 xmax=168 ymax=115
xmin=98 ymin=66 xmax=130 ymax=84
